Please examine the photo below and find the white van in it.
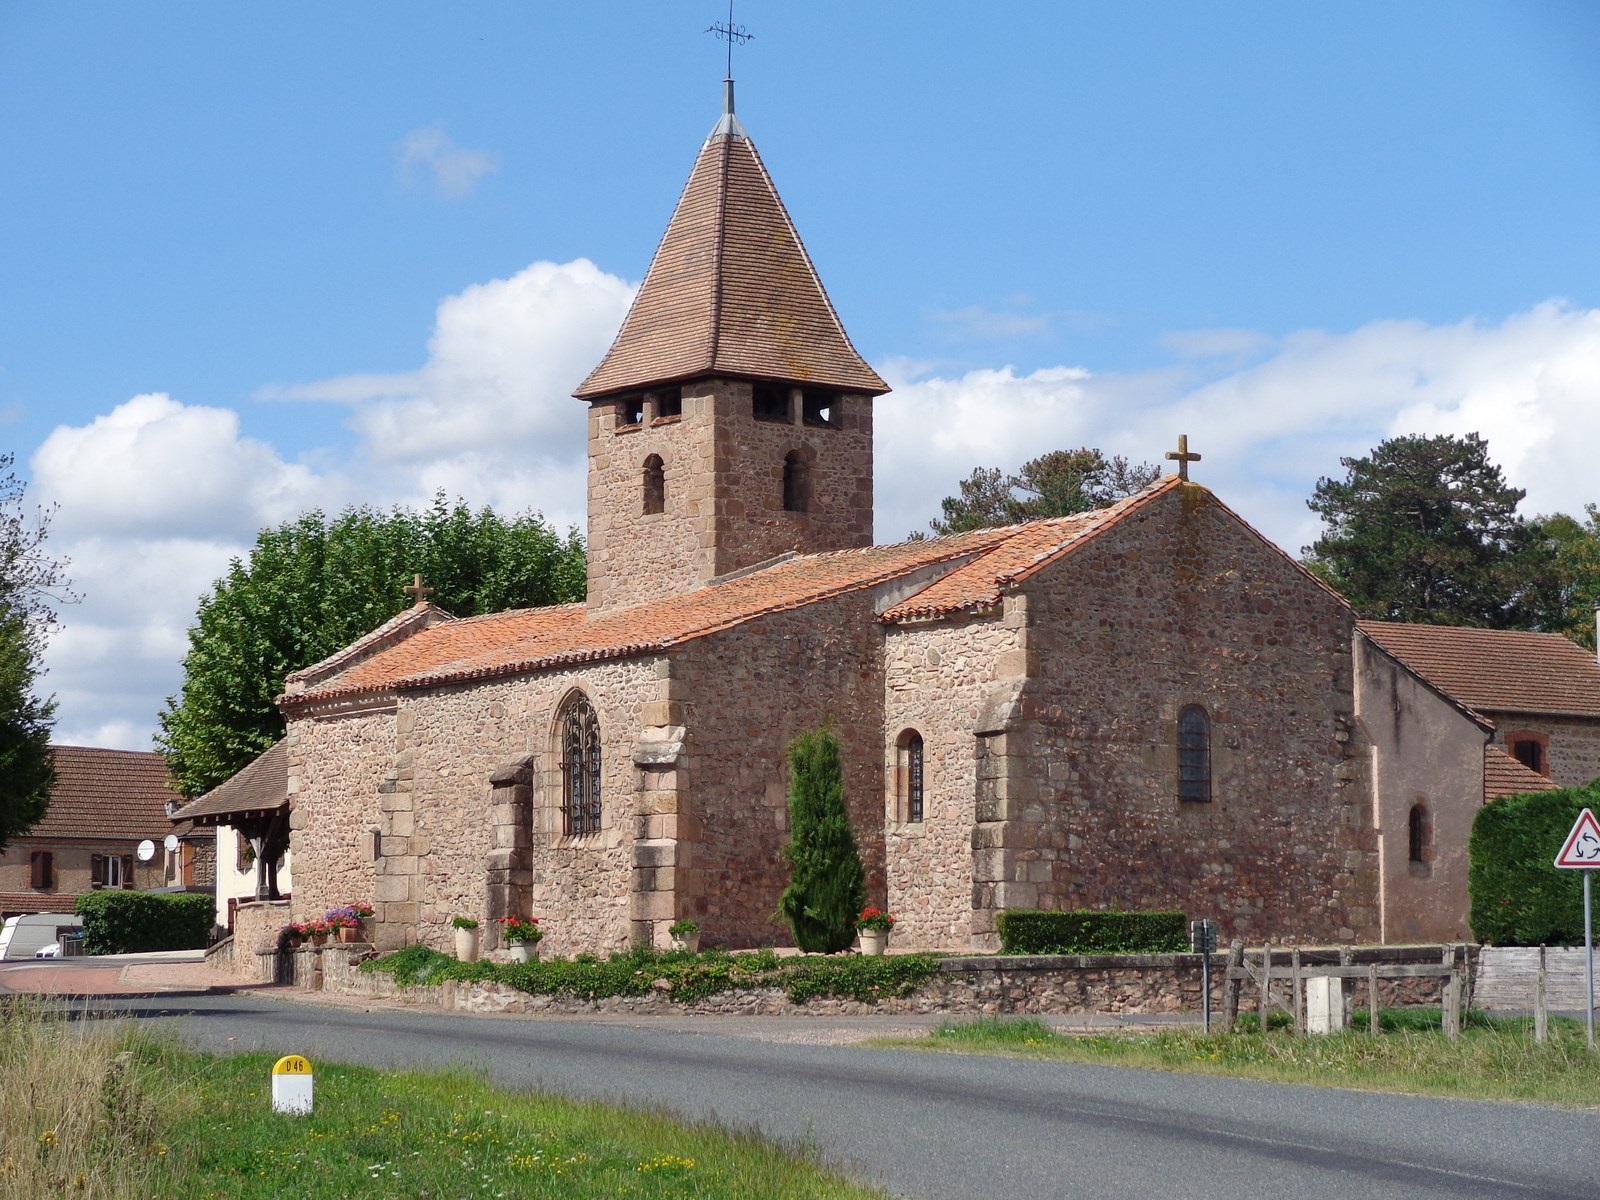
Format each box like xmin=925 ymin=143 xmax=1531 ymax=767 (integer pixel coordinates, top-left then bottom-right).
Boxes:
xmin=0 ymin=913 xmax=83 ymax=960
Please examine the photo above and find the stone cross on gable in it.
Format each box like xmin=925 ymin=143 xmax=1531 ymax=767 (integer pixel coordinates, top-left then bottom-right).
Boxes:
xmin=1165 ymin=434 xmax=1202 ymax=481
xmin=403 ymin=574 xmax=434 ymax=606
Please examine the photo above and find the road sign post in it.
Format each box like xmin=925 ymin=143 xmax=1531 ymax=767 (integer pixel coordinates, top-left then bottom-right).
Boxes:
xmin=1553 ymin=808 xmax=1600 ymax=1050
xmin=1190 ymin=919 xmax=1218 ymax=1034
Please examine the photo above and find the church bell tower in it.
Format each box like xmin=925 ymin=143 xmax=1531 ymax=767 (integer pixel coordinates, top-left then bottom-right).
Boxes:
xmin=573 ymin=80 xmax=888 ymax=613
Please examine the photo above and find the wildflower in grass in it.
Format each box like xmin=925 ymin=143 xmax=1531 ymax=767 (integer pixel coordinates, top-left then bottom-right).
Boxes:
xmin=637 ymin=1154 xmax=697 ymax=1172
xmin=36 ymin=1129 xmax=59 ymax=1149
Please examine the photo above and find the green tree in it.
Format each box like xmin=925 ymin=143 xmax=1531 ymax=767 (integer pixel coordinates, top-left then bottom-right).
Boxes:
xmin=927 ymin=448 xmax=1159 ymax=536
xmin=0 ymin=454 xmax=70 ymax=850
xmin=158 ymin=495 xmax=586 ymax=797
xmin=1538 ymin=504 xmax=1600 ymax=651
xmin=0 ymin=609 xmax=56 ymax=851
xmin=1304 ymin=432 xmax=1562 ymax=628
xmin=776 ymin=727 xmax=866 ymax=953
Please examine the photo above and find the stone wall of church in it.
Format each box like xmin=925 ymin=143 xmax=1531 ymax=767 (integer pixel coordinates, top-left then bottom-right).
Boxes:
xmin=670 ymin=591 xmax=887 ymax=949
xmin=1485 ymin=713 xmax=1600 ymax=791
xmin=377 ymin=660 xmax=661 ymax=959
xmin=586 ymin=389 xmax=714 ymax=612
xmin=584 ymin=379 xmax=874 ymax=613
xmin=882 ymin=612 xmax=1023 ymax=949
xmin=286 ymin=708 xmax=396 ymax=922
xmin=1008 ymin=483 xmax=1378 ymax=944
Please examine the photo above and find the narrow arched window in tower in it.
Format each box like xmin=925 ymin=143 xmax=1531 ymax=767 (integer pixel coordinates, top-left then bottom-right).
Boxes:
xmin=1177 ymin=705 xmax=1211 ymax=802
xmin=1408 ymin=803 xmax=1429 ymax=864
xmin=642 ymin=454 xmax=665 ymax=515
xmin=560 ymin=695 xmax=602 ymax=836
xmin=783 ymin=450 xmax=810 ymax=513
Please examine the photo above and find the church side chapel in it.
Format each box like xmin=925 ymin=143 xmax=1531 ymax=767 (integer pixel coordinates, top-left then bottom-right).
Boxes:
xmin=280 ymin=78 xmax=1394 ymax=958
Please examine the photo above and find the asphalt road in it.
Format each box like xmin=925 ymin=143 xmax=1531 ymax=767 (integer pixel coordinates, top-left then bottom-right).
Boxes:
xmin=90 ymin=993 xmax=1595 ymax=1200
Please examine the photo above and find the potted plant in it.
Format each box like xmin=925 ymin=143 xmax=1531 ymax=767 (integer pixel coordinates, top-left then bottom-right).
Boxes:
xmin=451 ymin=916 xmax=481 ymax=962
xmin=305 ymin=919 xmax=331 ymax=947
xmin=856 ymin=907 xmax=895 ymax=956
xmin=667 ymin=918 xmax=701 ymax=953
xmin=496 ymin=915 xmax=543 ymax=963
xmin=326 ymin=907 xmax=363 ymax=943
xmin=280 ymin=921 xmax=307 ymax=950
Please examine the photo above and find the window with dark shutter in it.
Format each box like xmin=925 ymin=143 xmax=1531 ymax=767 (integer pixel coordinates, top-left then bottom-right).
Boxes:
xmin=29 ymin=850 xmax=52 ymax=889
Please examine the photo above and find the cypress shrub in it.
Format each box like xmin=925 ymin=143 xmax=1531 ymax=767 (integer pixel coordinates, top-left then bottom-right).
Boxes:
xmin=75 ymin=891 xmax=214 ymax=954
xmin=776 ymin=727 xmax=866 ymax=954
xmin=996 ymin=909 xmax=1189 ymax=955
xmin=1469 ymin=782 xmax=1600 ymax=946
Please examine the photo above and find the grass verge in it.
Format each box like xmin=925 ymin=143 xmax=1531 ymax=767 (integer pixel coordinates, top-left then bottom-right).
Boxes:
xmin=885 ymin=1010 xmax=1600 ymax=1108
xmin=2 ymin=998 xmax=885 ymax=1200
xmin=362 ymin=943 xmax=941 ymax=1005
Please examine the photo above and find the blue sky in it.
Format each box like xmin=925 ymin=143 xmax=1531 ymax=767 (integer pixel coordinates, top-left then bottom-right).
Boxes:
xmin=3 ymin=1 xmax=1598 ymax=749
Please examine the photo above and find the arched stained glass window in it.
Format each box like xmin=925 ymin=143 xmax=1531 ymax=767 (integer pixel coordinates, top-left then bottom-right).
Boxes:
xmin=1177 ymin=705 xmax=1211 ymax=802
xmin=897 ymin=730 xmax=924 ymax=823
xmin=561 ymin=696 xmax=602 ymax=836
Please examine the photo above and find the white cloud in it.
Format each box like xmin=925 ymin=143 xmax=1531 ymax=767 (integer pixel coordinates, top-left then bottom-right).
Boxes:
xmin=398 ymin=123 xmax=500 ymax=201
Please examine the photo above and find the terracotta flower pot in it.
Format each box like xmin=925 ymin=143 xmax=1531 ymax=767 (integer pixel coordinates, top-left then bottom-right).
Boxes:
xmin=337 ymin=925 xmax=361 ymax=943
xmin=310 ymin=933 xmax=328 ymax=947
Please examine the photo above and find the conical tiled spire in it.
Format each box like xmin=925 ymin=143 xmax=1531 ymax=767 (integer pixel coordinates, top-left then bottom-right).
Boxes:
xmin=574 ymin=100 xmax=887 ymax=400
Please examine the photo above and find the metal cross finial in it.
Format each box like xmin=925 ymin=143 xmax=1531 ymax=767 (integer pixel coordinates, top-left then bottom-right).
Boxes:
xmin=1165 ymin=434 xmax=1202 ymax=481
xmin=707 ymin=1 xmax=753 ymax=80
xmin=403 ymin=573 xmax=434 ymax=606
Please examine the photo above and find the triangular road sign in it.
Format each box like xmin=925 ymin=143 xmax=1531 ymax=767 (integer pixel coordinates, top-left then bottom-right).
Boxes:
xmin=1554 ymin=808 xmax=1600 ymax=869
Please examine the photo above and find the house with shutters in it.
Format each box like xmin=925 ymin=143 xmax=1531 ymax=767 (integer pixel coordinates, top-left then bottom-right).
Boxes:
xmin=275 ymin=81 xmax=1395 ymax=958
xmin=0 ymin=746 xmax=208 ymax=918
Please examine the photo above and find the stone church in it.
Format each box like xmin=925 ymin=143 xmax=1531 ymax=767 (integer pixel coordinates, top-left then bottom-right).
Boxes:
xmin=279 ymin=84 xmax=1576 ymax=957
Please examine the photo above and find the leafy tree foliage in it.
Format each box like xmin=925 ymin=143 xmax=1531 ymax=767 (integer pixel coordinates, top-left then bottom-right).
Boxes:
xmin=776 ymin=727 xmax=866 ymax=954
xmin=1539 ymin=504 xmax=1600 ymax=651
xmin=0 ymin=610 xmax=56 ymax=851
xmin=0 ymin=454 xmax=70 ymax=850
xmin=927 ymin=448 xmax=1159 ymax=536
xmin=1304 ymin=432 xmax=1562 ymax=628
xmin=158 ymin=496 xmax=586 ymax=797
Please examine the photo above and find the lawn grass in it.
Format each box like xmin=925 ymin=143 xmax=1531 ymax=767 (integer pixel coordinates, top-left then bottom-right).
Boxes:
xmin=2 ymin=999 xmax=885 ymax=1200
xmin=887 ymin=1010 xmax=1600 ymax=1109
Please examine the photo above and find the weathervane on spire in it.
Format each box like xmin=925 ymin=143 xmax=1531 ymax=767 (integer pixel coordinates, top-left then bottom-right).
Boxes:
xmin=707 ymin=1 xmax=753 ymax=82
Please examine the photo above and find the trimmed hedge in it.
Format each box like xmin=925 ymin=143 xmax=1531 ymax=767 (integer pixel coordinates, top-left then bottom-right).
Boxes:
xmin=74 ymin=890 xmax=214 ymax=954
xmin=1470 ymin=782 xmax=1600 ymax=946
xmin=995 ymin=909 xmax=1188 ymax=955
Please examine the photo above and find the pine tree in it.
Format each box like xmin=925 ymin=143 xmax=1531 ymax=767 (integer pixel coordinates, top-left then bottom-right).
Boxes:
xmin=776 ymin=727 xmax=866 ymax=953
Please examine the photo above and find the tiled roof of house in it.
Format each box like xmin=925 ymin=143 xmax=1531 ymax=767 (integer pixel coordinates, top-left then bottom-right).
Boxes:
xmin=284 ymin=480 xmax=1195 ymax=709
xmin=574 ymin=117 xmax=887 ymax=400
xmin=1484 ymin=745 xmax=1560 ymax=801
xmin=27 ymin=746 xmax=182 ymax=842
xmin=1357 ymin=621 xmax=1600 ymax=717
xmin=172 ymin=740 xmax=288 ymax=826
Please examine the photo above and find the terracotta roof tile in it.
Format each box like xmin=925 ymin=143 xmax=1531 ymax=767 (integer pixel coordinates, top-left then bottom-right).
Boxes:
xmin=173 ymin=741 xmax=288 ymax=825
xmin=574 ymin=128 xmax=887 ymax=400
xmin=0 ymin=893 xmax=82 ymax=916
xmin=1357 ymin=621 xmax=1600 ymax=717
xmin=1484 ymin=745 xmax=1560 ymax=801
xmin=880 ymin=479 xmax=1182 ymax=622
xmin=29 ymin=747 xmax=183 ymax=842
xmin=286 ymin=487 xmax=1193 ymax=708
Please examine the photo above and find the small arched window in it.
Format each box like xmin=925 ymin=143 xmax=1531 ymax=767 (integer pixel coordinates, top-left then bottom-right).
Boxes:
xmin=1177 ymin=705 xmax=1211 ymax=802
xmin=1408 ymin=803 xmax=1429 ymax=864
xmin=896 ymin=730 xmax=925 ymax=823
xmin=560 ymin=695 xmax=602 ymax=836
xmin=642 ymin=454 xmax=664 ymax=515
xmin=783 ymin=450 xmax=810 ymax=513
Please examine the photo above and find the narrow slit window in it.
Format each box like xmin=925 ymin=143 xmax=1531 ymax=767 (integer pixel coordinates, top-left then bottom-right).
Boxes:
xmin=1408 ymin=804 xmax=1428 ymax=864
xmin=783 ymin=450 xmax=810 ymax=513
xmin=1177 ymin=705 xmax=1211 ymax=802
xmin=642 ymin=455 xmax=665 ymax=515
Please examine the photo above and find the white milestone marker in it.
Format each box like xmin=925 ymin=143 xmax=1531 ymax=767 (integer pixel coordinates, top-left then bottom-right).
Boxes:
xmin=271 ymin=1054 xmax=314 ymax=1115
